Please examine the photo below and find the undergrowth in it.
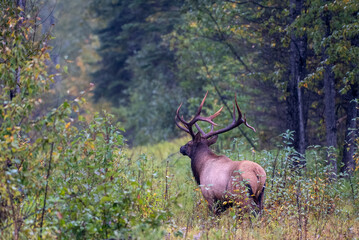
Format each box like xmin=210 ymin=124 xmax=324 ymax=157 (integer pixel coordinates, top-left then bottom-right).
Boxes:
xmin=126 ymin=132 xmax=359 ymax=240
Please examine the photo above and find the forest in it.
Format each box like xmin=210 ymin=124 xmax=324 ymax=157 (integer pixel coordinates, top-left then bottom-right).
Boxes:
xmin=0 ymin=0 xmax=358 ymax=239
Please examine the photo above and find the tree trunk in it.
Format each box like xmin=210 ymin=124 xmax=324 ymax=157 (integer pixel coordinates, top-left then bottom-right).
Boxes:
xmin=341 ymin=32 xmax=359 ymax=175
xmin=323 ymin=67 xmax=337 ymax=177
xmin=287 ymin=0 xmax=307 ymax=165
xmin=341 ymin=85 xmax=358 ymax=175
xmin=322 ymin=3 xmax=337 ymax=180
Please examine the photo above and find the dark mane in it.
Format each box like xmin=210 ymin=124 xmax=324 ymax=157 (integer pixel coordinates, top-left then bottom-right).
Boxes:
xmin=191 ymin=161 xmax=201 ymax=185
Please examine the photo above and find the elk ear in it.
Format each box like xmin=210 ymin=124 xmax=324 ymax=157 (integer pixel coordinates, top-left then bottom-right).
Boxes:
xmin=207 ymin=135 xmax=218 ymax=146
xmin=194 ymin=132 xmax=202 ymax=142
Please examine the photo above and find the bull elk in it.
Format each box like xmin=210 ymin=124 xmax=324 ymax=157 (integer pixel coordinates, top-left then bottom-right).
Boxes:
xmin=175 ymin=92 xmax=266 ymax=215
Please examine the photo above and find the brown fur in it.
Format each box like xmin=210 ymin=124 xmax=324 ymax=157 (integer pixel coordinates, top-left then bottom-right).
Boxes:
xmin=181 ymin=134 xmax=266 ymax=215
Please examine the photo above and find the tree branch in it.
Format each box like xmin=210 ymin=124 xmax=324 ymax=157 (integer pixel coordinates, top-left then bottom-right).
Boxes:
xmin=199 ymin=53 xmax=257 ymax=150
xmin=39 ymin=141 xmax=55 ymax=239
xmin=195 ymin=2 xmax=252 ymax=73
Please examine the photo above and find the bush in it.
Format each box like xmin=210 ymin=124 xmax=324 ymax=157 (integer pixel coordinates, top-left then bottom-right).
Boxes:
xmin=0 ymin=4 xmax=173 ymax=239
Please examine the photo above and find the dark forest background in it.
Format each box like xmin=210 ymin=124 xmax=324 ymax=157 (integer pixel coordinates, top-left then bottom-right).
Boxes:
xmin=0 ymin=0 xmax=358 ymax=239
xmin=56 ymin=0 xmax=358 ymax=175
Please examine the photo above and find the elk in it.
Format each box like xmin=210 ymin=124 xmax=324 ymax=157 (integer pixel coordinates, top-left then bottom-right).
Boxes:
xmin=175 ymin=92 xmax=266 ymax=215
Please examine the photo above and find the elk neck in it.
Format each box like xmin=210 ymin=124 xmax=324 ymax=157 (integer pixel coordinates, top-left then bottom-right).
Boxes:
xmin=190 ymin=143 xmax=218 ymax=185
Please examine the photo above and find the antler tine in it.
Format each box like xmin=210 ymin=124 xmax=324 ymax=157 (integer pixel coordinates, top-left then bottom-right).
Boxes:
xmin=175 ymin=103 xmax=195 ymax=137
xmin=199 ymin=106 xmax=223 ymax=136
xmin=195 ymin=123 xmax=206 ymax=136
xmin=176 ymin=103 xmax=188 ymax=125
xmin=175 ymin=91 xmax=247 ymax=139
xmin=207 ymin=123 xmax=214 ymax=135
xmin=203 ymin=93 xmax=255 ymax=139
xmin=243 ymin=113 xmax=256 ymax=132
xmin=175 ymin=116 xmax=190 ymax=134
xmin=232 ymin=100 xmax=236 ymax=122
xmin=193 ymin=91 xmax=208 ymax=117
xmin=184 ymin=91 xmax=222 ymax=136
xmin=188 ymin=91 xmax=220 ymax=126
xmin=211 ymin=106 xmax=224 ymax=120
xmin=234 ymin=94 xmax=242 ymax=120
xmin=175 ymin=92 xmax=218 ymax=138
xmin=235 ymin=94 xmax=255 ymax=132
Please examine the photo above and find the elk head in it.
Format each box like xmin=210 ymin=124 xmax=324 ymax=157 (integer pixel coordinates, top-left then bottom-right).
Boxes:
xmin=175 ymin=92 xmax=266 ymax=215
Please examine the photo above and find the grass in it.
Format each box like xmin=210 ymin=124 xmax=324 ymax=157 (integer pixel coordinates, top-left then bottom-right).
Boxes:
xmin=126 ymin=137 xmax=359 ymax=239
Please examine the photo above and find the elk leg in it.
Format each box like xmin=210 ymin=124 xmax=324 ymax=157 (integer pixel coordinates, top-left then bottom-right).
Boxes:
xmin=208 ymin=198 xmax=228 ymax=216
xmin=245 ymin=184 xmax=260 ymax=216
xmin=248 ymin=184 xmax=265 ymax=217
xmin=206 ymin=198 xmax=216 ymax=215
xmin=256 ymin=184 xmax=266 ymax=215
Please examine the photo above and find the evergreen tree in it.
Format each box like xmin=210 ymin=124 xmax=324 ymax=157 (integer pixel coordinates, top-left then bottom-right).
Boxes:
xmin=91 ymin=0 xmax=183 ymax=144
xmin=174 ymin=0 xmax=358 ymax=171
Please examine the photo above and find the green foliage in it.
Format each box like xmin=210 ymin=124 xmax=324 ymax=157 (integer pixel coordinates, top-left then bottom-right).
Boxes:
xmin=56 ymin=0 xmax=358 ymax=153
xmin=47 ymin=112 xmax=173 ymax=239
xmin=89 ymin=0 xmax=184 ymax=144
xmin=171 ymin=0 xmax=293 ymax=147
xmin=170 ymin=0 xmax=358 ymax=155
xmin=297 ymin=0 xmax=359 ymax=93
xmin=0 ymin=3 xmax=174 ymax=239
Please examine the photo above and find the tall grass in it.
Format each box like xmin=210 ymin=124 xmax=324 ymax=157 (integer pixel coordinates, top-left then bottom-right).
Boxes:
xmin=126 ymin=133 xmax=359 ymax=239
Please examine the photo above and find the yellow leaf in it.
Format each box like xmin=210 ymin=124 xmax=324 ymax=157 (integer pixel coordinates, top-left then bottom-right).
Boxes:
xmin=55 ymin=64 xmax=60 ymax=69
xmin=65 ymin=122 xmax=71 ymax=129
xmin=85 ymin=141 xmax=95 ymax=150
xmin=190 ymin=21 xmax=197 ymax=28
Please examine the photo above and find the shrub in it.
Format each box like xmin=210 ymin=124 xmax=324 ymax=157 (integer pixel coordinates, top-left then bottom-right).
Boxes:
xmin=0 ymin=4 xmax=173 ymax=239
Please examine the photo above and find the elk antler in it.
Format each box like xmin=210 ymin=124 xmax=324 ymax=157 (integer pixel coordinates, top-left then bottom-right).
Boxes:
xmin=175 ymin=92 xmax=255 ymax=139
xmin=175 ymin=91 xmax=223 ymax=139
xmin=198 ymin=94 xmax=256 ymax=139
